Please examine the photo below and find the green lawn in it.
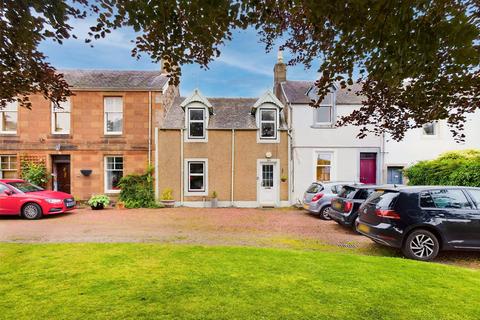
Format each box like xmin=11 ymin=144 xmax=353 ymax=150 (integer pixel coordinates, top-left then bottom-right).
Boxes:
xmin=0 ymin=244 xmax=479 ymax=320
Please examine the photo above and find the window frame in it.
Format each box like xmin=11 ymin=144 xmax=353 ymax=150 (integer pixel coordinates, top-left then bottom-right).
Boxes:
xmin=0 ymin=155 xmax=17 ymax=179
xmin=184 ymin=158 xmax=208 ymax=196
xmin=0 ymin=101 xmax=18 ymax=134
xmin=51 ymin=98 xmax=71 ymax=135
xmin=422 ymin=122 xmax=438 ymax=137
xmin=104 ymin=97 xmax=124 ymax=135
xmin=259 ymin=108 xmax=277 ymax=140
xmin=187 ymin=107 xmax=206 ymax=140
xmin=312 ymin=92 xmax=335 ymax=127
xmin=314 ymin=151 xmax=334 ymax=182
xmin=104 ymin=156 xmax=123 ymax=193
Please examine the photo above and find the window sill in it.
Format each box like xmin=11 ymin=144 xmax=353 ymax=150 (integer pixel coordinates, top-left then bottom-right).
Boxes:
xmin=0 ymin=132 xmax=18 ymax=136
xmin=105 ymin=190 xmax=121 ymax=194
xmin=311 ymin=124 xmax=334 ymax=129
xmin=49 ymin=134 xmax=72 ymax=139
xmin=103 ymin=134 xmax=124 ymax=138
xmin=185 ymin=191 xmax=208 ymax=197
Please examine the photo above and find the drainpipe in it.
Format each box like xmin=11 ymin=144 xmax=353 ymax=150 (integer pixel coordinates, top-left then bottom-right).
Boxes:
xmin=154 ymin=127 xmax=159 ymax=200
xmin=148 ymin=91 xmax=152 ymax=165
xmin=231 ymin=129 xmax=235 ymax=206
xmin=180 ymin=128 xmax=184 ymax=205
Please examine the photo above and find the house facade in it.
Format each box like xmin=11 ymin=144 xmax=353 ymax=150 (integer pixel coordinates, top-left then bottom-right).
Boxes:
xmin=273 ymin=55 xmax=384 ymax=204
xmin=0 ymin=70 xmax=177 ymax=200
xmin=384 ymin=110 xmax=480 ymax=184
xmin=155 ymin=90 xmax=289 ymax=207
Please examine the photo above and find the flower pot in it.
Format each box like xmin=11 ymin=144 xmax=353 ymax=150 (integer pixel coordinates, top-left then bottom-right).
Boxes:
xmin=161 ymin=200 xmax=175 ymax=208
xmin=91 ymin=203 xmax=104 ymax=210
xmin=211 ymin=198 xmax=218 ymax=208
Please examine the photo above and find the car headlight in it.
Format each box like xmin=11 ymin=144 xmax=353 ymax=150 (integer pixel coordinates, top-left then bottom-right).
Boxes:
xmin=45 ymin=198 xmax=63 ymax=204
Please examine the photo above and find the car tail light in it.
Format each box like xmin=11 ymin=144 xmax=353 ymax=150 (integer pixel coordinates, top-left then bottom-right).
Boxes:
xmin=311 ymin=193 xmax=324 ymax=202
xmin=375 ymin=209 xmax=401 ymax=219
xmin=343 ymin=201 xmax=353 ymax=213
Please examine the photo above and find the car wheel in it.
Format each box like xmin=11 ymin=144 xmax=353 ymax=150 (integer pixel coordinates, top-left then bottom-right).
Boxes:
xmin=402 ymin=229 xmax=439 ymax=261
xmin=22 ymin=203 xmax=43 ymax=220
xmin=319 ymin=206 xmax=332 ymax=220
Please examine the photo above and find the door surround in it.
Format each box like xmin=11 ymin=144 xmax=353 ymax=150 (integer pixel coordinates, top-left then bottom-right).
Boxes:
xmin=256 ymin=158 xmax=280 ymax=207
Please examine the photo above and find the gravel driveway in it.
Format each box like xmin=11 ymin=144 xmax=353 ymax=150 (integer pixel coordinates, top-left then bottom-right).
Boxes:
xmin=0 ymin=207 xmax=369 ymax=247
xmin=1 ymin=207 xmax=479 ymax=267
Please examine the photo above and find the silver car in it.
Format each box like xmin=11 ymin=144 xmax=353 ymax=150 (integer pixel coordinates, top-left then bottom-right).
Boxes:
xmin=303 ymin=181 xmax=360 ymax=219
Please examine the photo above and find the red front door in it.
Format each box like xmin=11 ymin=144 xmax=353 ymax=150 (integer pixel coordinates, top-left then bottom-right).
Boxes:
xmin=360 ymin=153 xmax=377 ymax=184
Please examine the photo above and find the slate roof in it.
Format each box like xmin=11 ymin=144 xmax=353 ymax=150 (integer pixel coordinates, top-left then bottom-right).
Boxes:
xmin=162 ymin=96 xmax=288 ymax=130
xmin=57 ymin=69 xmax=169 ymax=90
xmin=281 ymin=80 xmax=365 ymax=105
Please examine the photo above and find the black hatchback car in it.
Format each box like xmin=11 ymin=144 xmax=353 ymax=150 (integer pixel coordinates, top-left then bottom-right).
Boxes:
xmin=329 ymin=185 xmax=378 ymax=231
xmin=356 ymin=186 xmax=480 ymax=261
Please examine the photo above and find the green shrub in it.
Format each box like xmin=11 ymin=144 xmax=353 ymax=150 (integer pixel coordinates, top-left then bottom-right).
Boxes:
xmin=160 ymin=188 xmax=173 ymax=200
xmin=21 ymin=161 xmax=49 ymax=187
xmin=88 ymin=194 xmax=110 ymax=207
xmin=404 ymin=149 xmax=480 ymax=187
xmin=118 ymin=167 xmax=160 ymax=208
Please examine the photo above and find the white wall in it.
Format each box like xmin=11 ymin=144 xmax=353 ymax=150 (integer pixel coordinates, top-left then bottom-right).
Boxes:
xmin=384 ymin=110 xmax=480 ymax=170
xmin=290 ymin=103 xmax=383 ymax=203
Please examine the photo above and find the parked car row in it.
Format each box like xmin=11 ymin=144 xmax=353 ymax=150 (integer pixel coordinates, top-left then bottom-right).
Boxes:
xmin=304 ymin=181 xmax=480 ymax=261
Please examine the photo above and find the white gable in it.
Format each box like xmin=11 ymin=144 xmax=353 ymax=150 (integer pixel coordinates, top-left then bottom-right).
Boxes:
xmin=180 ymin=89 xmax=213 ymax=113
xmin=251 ymin=90 xmax=284 ymax=114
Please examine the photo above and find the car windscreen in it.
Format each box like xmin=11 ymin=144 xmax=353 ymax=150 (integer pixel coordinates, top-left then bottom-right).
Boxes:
xmin=337 ymin=186 xmax=357 ymax=199
xmin=306 ymin=183 xmax=323 ymax=193
xmin=365 ymin=190 xmax=399 ymax=209
xmin=7 ymin=182 xmax=44 ymax=193
xmin=354 ymin=189 xmax=375 ymax=200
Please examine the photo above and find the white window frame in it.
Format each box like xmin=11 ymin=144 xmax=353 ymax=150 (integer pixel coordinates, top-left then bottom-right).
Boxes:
xmin=184 ymin=158 xmax=208 ymax=196
xmin=187 ymin=107 xmax=206 ymax=140
xmin=0 ymin=155 xmax=17 ymax=178
xmin=51 ymin=98 xmax=71 ymax=134
xmin=104 ymin=156 xmax=123 ymax=193
xmin=313 ymin=150 xmax=335 ymax=182
xmin=257 ymin=106 xmax=280 ymax=144
xmin=0 ymin=101 xmax=18 ymax=134
xmin=104 ymin=97 xmax=123 ymax=135
xmin=312 ymin=92 xmax=335 ymax=127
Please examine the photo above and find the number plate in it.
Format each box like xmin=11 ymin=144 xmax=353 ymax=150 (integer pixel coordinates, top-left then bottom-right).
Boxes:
xmin=65 ymin=199 xmax=76 ymax=208
xmin=357 ymin=224 xmax=370 ymax=233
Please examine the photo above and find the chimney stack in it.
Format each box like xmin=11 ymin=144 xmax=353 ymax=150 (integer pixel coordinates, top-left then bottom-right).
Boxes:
xmin=274 ymin=50 xmax=287 ymax=86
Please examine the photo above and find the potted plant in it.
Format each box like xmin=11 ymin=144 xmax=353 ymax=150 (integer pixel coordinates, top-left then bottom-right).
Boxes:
xmin=88 ymin=194 xmax=110 ymax=210
xmin=281 ymin=174 xmax=288 ymax=182
xmin=211 ymin=191 xmax=218 ymax=208
xmin=160 ymin=188 xmax=175 ymax=208
xmin=116 ymin=201 xmax=126 ymax=209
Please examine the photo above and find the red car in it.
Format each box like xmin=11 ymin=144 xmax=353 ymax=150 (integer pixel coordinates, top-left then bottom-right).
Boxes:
xmin=0 ymin=179 xmax=75 ymax=219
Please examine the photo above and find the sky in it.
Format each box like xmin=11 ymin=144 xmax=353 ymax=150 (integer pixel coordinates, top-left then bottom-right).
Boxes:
xmin=39 ymin=19 xmax=320 ymax=98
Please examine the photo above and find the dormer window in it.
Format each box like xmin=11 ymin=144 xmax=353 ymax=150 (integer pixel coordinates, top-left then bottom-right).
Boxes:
xmin=188 ymin=108 xmax=206 ymax=139
xmin=260 ymin=109 xmax=277 ymax=139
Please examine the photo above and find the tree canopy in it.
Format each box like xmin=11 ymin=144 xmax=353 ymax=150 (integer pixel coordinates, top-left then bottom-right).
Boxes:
xmin=1 ymin=0 xmax=479 ymax=140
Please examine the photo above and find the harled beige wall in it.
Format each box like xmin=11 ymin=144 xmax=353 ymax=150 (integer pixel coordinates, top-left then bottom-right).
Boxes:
xmin=156 ymin=129 xmax=289 ymax=204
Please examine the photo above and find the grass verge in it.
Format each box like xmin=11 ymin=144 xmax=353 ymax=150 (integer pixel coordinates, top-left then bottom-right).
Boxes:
xmin=0 ymin=243 xmax=479 ymax=320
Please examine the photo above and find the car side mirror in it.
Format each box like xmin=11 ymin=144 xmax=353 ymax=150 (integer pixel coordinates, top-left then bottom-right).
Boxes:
xmin=3 ymin=190 xmax=13 ymax=196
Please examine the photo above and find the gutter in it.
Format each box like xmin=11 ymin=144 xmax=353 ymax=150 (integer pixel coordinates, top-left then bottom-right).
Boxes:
xmin=154 ymin=127 xmax=159 ymax=200
xmin=280 ymin=82 xmax=295 ymax=202
xmin=231 ymin=129 xmax=235 ymax=206
xmin=180 ymin=128 xmax=184 ymax=204
xmin=148 ymin=91 xmax=152 ymax=165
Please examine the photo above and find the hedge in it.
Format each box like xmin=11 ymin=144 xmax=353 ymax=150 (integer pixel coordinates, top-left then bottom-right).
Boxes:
xmin=117 ymin=167 xmax=162 ymax=208
xmin=404 ymin=149 xmax=480 ymax=187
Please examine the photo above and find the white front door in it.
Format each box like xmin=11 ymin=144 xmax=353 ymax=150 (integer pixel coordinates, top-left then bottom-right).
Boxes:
xmin=258 ymin=161 xmax=278 ymax=207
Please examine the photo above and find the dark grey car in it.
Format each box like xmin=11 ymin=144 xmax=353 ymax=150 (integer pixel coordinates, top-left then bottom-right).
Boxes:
xmin=303 ymin=181 xmax=360 ymax=219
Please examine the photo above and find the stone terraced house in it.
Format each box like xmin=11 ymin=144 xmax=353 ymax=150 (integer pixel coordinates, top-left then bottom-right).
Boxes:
xmin=0 ymin=70 xmax=177 ymax=200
